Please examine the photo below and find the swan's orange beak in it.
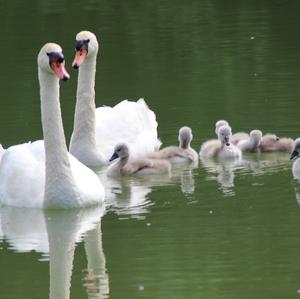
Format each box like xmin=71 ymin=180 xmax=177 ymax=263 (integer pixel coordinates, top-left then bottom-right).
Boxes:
xmin=51 ymin=61 xmax=70 ymax=81
xmin=72 ymin=48 xmax=87 ymax=69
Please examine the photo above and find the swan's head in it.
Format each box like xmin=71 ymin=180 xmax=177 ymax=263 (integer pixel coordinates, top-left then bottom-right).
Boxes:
xmin=215 ymin=120 xmax=229 ymax=135
xmin=72 ymin=31 xmax=99 ymax=69
xmin=38 ymin=43 xmax=70 ymax=81
xmin=290 ymin=138 xmax=300 ymax=160
xmin=109 ymin=143 xmax=129 ymax=161
xmin=178 ymin=126 xmax=193 ymax=149
xmin=218 ymin=125 xmax=232 ymax=146
xmin=250 ymin=130 xmax=263 ymax=145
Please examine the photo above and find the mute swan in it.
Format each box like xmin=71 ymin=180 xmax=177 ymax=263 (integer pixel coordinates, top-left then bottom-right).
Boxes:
xmin=69 ymin=31 xmax=161 ymax=169
xmin=290 ymin=138 xmax=300 ymax=178
xmin=0 ymin=43 xmax=104 ymax=209
xmin=147 ymin=126 xmax=198 ymax=163
xmin=199 ymin=125 xmax=242 ymax=159
xmin=107 ymin=143 xmax=171 ymax=176
xmin=259 ymin=133 xmax=294 ymax=153
xmin=237 ymin=130 xmax=262 ymax=152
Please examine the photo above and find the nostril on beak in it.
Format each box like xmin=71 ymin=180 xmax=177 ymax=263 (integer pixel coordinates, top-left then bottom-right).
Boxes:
xmin=62 ymin=75 xmax=70 ymax=81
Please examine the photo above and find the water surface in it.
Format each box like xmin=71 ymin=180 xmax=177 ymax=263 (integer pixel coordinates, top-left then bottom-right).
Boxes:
xmin=1 ymin=1 xmax=300 ymax=299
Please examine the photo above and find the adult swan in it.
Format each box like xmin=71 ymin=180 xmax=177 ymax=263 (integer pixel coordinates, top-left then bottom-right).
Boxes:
xmin=69 ymin=31 xmax=161 ymax=169
xmin=0 ymin=43 xmax=105 ymax=209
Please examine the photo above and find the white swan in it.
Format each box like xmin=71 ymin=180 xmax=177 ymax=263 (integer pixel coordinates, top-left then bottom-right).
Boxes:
xmin=107 ymin=143 xmax=171 ymax=176
xmin=147 ymin=126 xmax=198 ymax=163
xmin=69 ymin=31 xmax=161 ymax=169
xmin=290 ymin=138 xmax=300 ymax=178
xmin=0 ymin=43 xmax=104 ymax=209
xmin=199 ymin=125 xmax=242 ymax=159
xmin=237 ymin=129 xmax=262 ymax=152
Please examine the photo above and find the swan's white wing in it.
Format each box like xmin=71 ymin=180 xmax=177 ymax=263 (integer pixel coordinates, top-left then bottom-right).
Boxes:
xmin=95 ymin=99 xmax=161 ymax=160
xmin=0 ymin=140 xmax=45 ymax=208
xmin=69 ymin=154 xmax=105 ymax=204
xmin=0 ymin=144 xmax=5 ymax=163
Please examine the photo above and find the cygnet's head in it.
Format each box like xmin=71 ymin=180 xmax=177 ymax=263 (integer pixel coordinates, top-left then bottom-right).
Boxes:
xmin=250 ymin=130 xmax=263 ymax=145
xmin=72 ymin=31 xmax=99 ymax=69
xmin=218 ymin=125 xmax=232 ymax=146
xmin=109 ymin=143 xmax=130 ymax=162
xmin=38 ymin=43 xmax=70 ymax=81
xmin=178 ymin=126 xmax=193 ymax=149
xmin=290 ymin=138 xmax=300 ymax=160
xmin=215 ymin=120 xmax=229 ymax=135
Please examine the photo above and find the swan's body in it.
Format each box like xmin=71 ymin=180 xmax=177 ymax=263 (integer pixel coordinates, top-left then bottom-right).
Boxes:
xmin=107 ymin=143 xmax=171 ymax=177
xmin=237 ymin=130 xmax=262 ymax=152
xmin=199 ymin=125 xmax=242 ymax=159
xmin=0 ymin=43 xmax=104 ymax=209
xmin=290 ymin=138 xmax=300 ymax=178
xmin=259 ymin=133 xmax=294 ymax=153
xmin=0 ymin=144 xmax=5 ymax=163
xmin=69 ymin=31 xmax=161 ymax=169
xmin=147 ymin=126 xmax=198 ymax=163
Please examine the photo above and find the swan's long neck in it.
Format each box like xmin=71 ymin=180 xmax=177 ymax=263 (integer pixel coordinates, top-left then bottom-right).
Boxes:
xmin=119 ymin=156 xmax=129 ymax=167
xmin=39 ymin=69 xmax=80 ymax=208
xmin=46 ymin=211 xmax=77 ymax=299
xmin=84 ymin=222 xmax=109 ymax=298
xmin=70 ymin=54 xmax=104 ymax=167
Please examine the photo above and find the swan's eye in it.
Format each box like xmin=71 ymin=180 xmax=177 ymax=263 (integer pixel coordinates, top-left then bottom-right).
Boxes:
xmin=57 ymin=56 xmax=64 ymax=63
xmin=47 ymin=52 xmax=64 ymax=67
xmin=75 ymin=39 xmax=90 ymax=52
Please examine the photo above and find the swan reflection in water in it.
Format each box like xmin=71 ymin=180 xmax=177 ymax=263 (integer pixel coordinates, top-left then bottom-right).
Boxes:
xmin=97 ymin=162 xmax=198 ymax=218
xmin=0 ymin=205 xmax=109 ymax=299
xmin=200 ymin=153 xmax=291 ymax=196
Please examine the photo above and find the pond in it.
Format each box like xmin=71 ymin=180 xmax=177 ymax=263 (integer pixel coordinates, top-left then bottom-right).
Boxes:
xmin=1 ymin=1 xmax=300 ymax=298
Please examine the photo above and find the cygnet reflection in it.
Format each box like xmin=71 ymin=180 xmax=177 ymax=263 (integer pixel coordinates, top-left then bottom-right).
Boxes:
xmin=200 ymin=157 xmax=241 ymax=196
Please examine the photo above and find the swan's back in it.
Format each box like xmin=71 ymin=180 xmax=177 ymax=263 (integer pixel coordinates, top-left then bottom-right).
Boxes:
xmin=0 ymin=144 xmax=5 ymax=163
xmin=69 ymin=154 xmax=105 ymax=204
xmin=95 ymin=99 xmax=161 ymax=161
xmin=0 ymin=140 xmax=45 ymax=208
xmin=0 ymin=140 xmax=104 ymax=208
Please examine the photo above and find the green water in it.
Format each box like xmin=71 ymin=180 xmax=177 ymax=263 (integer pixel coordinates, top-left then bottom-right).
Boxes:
xmin=1 ymin=0 xmax=300 ymax=298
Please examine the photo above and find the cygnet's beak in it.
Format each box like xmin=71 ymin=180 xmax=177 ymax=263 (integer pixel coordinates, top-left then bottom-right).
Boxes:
xmin=290 ymin=150 xmax=299 ymax=160
xmin=109 ymin=152 xmax=119 ymax=162
xmin=224 ymin=137 xmax=230 ymax=146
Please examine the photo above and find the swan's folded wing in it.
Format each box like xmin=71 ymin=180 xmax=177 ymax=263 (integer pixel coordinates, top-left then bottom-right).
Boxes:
xmin=95 ymin=99 xmax=161 ymax=160
xmin=0 ymin=141 xmax=45 ymax=208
